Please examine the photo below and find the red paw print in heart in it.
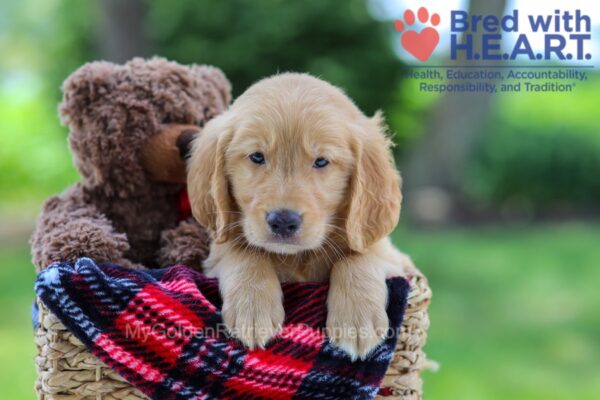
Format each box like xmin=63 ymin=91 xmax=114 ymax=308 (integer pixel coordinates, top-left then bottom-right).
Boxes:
xmin=395 ymin=7 xmax=440 ymax=62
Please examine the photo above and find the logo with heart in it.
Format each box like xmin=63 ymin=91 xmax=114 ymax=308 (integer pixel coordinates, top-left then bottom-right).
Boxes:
xmin=395 ymin=7 xmax=441 ymax=62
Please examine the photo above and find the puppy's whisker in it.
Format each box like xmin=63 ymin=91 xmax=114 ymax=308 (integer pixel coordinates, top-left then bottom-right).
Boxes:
xmin=322 ymin=237 xmax=344 ymax=263
xmin=232 ymin=235 xmax=249 ymax=248
xmin=325 ymin=226 xmax=346 ymax=238
xmin=324 ymin=222 xmax=347 ymax=234
xmin=324 ymin=224 xmax=348 ymax=242
xmin=322 ymin=227 xmax=346 ymax=255
xmin=321 ymin=247 xmax=335 ymax=267
xmin=222 ymin=220 xmax=244 ymax=233
xmin=308 ymin=246 xmax=327 ymax=268
xmin=205 ymin=211 xmax=243 ymax=216
xmin=318 ymin=238 xmax=343 ymax=265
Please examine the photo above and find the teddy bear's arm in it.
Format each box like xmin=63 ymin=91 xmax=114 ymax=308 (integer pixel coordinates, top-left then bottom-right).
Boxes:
xmin=158 ymin=218 xmax=211 ymax=270
xmin=31 ymin=187 xmax=135 ymax=272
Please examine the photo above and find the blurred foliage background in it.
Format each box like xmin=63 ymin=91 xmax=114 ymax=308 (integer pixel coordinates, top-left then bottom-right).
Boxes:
xmin=0 ymin=0 xmax=599 ymax=398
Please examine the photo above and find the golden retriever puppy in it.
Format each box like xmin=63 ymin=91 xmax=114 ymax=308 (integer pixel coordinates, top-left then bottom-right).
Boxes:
xmin=187 ymin=73 xmax=416 ymax=360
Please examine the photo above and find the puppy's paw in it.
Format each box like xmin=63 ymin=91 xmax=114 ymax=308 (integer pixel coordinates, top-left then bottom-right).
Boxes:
xmin=327 ymin=294 xmax=389 ymax=361
xmin=222 ymin=289 xmax=285 ymax=349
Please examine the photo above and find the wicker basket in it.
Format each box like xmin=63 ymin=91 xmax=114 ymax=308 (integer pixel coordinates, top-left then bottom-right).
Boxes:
xmin=34 ymin=273 xmax=431 ymax=399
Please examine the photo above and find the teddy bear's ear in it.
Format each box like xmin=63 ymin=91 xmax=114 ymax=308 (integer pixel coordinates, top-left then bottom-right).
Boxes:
xmin=59 ymin=61 xmax=119 ymax=129
xmin=192 ymin=65 xmax=232 ymax=110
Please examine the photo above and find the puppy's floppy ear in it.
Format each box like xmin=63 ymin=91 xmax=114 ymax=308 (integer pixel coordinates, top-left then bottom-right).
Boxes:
xmin=346 ymin=111 xmax=402 ymax=252
xmin=187 ymin=113 xmax=235 ymax=243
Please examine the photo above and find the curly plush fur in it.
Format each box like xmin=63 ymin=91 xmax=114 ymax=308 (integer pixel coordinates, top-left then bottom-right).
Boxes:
xmin=31 ymin=57 xmax=231 ymax=271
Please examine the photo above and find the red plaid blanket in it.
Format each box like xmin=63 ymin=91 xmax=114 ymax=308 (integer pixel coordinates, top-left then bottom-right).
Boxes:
xmin=35 ymin=258 xmax=409 ymax=400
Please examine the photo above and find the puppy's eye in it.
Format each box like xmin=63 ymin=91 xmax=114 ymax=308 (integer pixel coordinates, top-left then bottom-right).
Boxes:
xmin=249 ymin=152 xmax=265 ymax=165
xmin=313 ymin=157 xmax=329 ymax=169
xmin=162 ymin=114 xmax=172 ymax=124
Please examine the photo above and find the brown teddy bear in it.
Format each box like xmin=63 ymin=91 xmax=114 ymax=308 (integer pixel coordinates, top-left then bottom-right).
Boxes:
xmin=31 ymin=57 xmax=231 ymax=271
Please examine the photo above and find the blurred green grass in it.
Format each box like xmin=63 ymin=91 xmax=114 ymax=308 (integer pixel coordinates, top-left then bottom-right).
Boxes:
xmin=0 ymin=90 xmax=78 ymax=214
xmin=0 ymin=245 xmax=36 ymax=399
xmin=1 ymin=223 xmax=599 ymax=399
xmin=392 ymin=223 xmax=600 ymax=400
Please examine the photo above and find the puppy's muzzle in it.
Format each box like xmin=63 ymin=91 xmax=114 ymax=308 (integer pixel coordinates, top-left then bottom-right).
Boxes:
xmin=266 ymin=209 xmax=302 ymax=238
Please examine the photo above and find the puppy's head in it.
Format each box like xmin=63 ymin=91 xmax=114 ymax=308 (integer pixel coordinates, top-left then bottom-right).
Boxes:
xmin=188 ymin=74 xmax=401 ymax=255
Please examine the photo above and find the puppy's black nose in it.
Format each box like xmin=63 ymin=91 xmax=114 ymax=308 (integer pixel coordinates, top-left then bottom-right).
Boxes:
xmin=266 ymin=209 xmax=302 ymax=238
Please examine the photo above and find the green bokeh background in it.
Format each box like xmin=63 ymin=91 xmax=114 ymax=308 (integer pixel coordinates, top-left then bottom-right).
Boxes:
xmin=1 ymin=0 xmax=599 ymax=399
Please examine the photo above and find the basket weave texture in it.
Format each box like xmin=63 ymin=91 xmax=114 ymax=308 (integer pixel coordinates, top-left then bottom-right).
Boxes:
xmin=34 ymin=273 xmax=431 ymax=400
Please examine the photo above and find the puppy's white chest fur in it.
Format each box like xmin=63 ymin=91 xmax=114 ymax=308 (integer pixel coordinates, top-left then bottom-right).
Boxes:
xmin=203 ymin=242 xmax=333 ymax=283
xmin=272 ymin=256 xmax=333 ymax=282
